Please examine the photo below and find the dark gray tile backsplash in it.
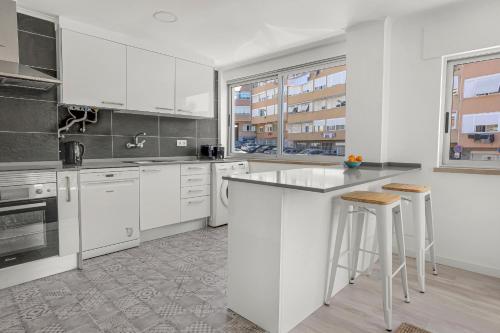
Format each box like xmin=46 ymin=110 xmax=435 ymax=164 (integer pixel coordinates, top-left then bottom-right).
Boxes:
xmin=0 ymin=133 xmax=58 ymax=162
xmin=160 ymin=137 xmax=197 ymax=157
xmin=0 ymin=98 xmax=57 ymax=133
xmin=112 ymin=112 xmax=158 ymax=137
xmin=113 ymin=136 xmax=159 ymax=158
xmin=17 ymin=13 xmax=56 ymax=38
xmin=0 ymin=14 xmax=218 ymax=163
xmin=18 ymin=30 xmax=57 ymax=71
xmin=160 ymin=117 xmax=197 ymax=138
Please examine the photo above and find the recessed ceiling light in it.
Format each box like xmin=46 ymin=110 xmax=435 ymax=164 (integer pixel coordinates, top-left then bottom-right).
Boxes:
xmin=153 ymin=10 xmax=178 ymax=23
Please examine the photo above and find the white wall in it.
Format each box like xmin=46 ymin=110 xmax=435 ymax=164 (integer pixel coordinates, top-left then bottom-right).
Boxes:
xmin=387 ymin=0 xmax=500 ymax=277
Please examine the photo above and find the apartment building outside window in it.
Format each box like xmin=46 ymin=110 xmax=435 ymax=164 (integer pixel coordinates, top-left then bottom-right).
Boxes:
xmin=442 ymin=49 xmax=500 ymax=168
xmin=229 ymin=58 xmax=347 ymax=158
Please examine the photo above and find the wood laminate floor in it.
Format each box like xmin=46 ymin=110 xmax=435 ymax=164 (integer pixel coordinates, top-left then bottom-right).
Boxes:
xmin=291 ymin=257 xmax=500 ymax=333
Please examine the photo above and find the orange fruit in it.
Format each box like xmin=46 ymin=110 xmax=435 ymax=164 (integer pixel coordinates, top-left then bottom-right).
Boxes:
xmin=355 ymin=155 xmax=363 ymax=162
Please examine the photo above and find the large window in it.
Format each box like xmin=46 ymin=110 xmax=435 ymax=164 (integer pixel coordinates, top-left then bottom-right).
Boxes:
xmin=442 ymin=50 xmax=500 ymax=168
xmin=229 ymin=59 xmax=347 ymax=158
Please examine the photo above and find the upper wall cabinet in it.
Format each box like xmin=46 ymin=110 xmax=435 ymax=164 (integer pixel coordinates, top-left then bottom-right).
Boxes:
xmin=61 ymin=29 xmax=127 ymax=108
xmin=175 ymin=59 xmax=214 ymax=118
xmin=127 ymin=47 xmax=175 ymax=114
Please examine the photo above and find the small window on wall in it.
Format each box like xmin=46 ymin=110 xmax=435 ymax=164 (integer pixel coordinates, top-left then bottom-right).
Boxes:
xmin=442 ymin=50 xmax=500 ymax=167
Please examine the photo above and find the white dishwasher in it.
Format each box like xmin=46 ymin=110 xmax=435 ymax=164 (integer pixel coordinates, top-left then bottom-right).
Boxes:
xmin=80 ymin=168 xmax=140 ymax=259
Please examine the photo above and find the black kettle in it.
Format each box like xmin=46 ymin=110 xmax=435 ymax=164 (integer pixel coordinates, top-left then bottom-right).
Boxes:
xmin=61 ymin=141 xmax=85 ymax=166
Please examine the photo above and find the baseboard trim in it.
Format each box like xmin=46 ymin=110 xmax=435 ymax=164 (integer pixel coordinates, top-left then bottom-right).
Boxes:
xmin=82 ymin=239 xmax=140 ymax=259
xmin=403 ymin=248 xmax=500 ymax=278
xmin=140 ymin=219 xmax=206 ymax=242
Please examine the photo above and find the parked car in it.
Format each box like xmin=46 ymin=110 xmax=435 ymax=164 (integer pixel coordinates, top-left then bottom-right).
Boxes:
xmin=263 ymin=146 xmax=277 ymax=154
xmin=283 ymin=147 xmax=300 ymax=154
xmin=254 ymin=145 xmax=273 ymax=153
xmin=298 ymin=148 xmax=324 ymax=155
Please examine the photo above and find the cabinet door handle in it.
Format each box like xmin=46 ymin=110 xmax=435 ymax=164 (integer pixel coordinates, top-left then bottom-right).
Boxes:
xmin=155 ymin=107 xmax=173 ymax=111
xmin=0 ymin=44 xmax=6 ymax=48
xmin=187 ymin=166 xmax=204 ymax=170
xmin=126 ymin=227 xmax=133 ymax=237
xmin=142 ymin=169 xmax=161 ymax=173
xmin=177 ymin=109 xmax=193 ymax=113
xmin=187 ymin=178 xmax=202 ymax=182
xmin=65 ymin=176 xmax=71 ymax=202
xmin=102 ymin=101 xmax=124 ymax=106
xmin=105 ymin=190 xmax=115 ymax=193
xmin=188 ymin=199 xmax=204 ymax=204
xmin=188 ymin=189 xmax=203 ymax=193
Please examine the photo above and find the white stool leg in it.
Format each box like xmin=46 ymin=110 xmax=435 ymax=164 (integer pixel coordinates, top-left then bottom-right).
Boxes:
xmin=425 ymin=193 xmax=438 ymax=275
xmin=350 ymin=208 xmax=366 ymax=284
xmin=393 ymin=204 xmax=410 ymax=303
xmin=376 ymin=206 xmax=393 ymax=331
xmin=325 ymin=202 xmax=349 ymax=305
xmin=412 ymin=193 xmax=427 ymax=293
xmin=367 ymin=227 xmax=378 ymax=276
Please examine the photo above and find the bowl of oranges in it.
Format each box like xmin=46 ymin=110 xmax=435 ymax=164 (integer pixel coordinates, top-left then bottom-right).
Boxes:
xmin=344 ymin=154 xmax=363 ymax=168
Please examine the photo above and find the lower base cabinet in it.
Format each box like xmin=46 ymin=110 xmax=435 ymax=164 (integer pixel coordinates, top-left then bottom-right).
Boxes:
xmin=180 ymin=196 xmax=211 ymax=222
xmin=140 ymin=165 xmax=181 ymax=230
xmin=56 ymin=171 xmax=79 ymax=256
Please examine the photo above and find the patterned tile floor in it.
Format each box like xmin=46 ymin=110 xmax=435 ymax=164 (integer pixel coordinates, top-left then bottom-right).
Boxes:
xmin=0 ymin=226 xmax=265 ymax=333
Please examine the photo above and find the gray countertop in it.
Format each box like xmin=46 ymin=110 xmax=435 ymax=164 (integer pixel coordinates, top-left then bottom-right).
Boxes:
xmin=0 ymin=158 xmax=244 ymax=173
xmin=223 ymin=165 xmax=420 ymax=193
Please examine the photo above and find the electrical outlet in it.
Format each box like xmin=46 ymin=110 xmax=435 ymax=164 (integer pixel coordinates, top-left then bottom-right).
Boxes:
xmin=177 ymin=139 xmax=187 ymax=147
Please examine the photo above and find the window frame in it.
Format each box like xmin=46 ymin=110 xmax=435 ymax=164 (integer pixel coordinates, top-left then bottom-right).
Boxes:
xmin=228 ymin=57 xmax=347 ymax=161
xmin=440 ymin=47 xmax=500 ymax=169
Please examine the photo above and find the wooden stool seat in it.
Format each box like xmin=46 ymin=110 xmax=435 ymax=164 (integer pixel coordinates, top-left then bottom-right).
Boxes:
xmin=341 ymin=191 xmax=400 ymax=205
xmin=382 ymin=183 xmax=429 ymax=193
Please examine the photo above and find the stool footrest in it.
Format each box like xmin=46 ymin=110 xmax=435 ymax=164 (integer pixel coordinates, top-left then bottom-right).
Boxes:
xmin=391 ymin=262 xmax=406 ymax=279
xmin=425 ymin=241 xmax=434 ymax=251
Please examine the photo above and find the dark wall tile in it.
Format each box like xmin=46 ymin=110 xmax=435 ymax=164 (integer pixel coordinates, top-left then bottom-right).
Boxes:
xmin=160 ymin=137 xmax=196 ymax=157
xmin=58 ymin=107 xmax=112 ymax=135
xmin=112 ymin=136 xmax=159 ymax=158
xmin=0 ymin=85 xmax=57 ymax=102
xmin=112 ymin=112 xmax=158 ymax=136
xmin=18 ymin=31 xmax=57 ymax=71
xmin=60 ymin=135 xmax=112 ymax=160
xmin=0 ymin=97 xmax=57 ymax=133
xmin=159 ymin=117 xmax=196 ymax=138
xmin=196 ymin=118 xmax=218 ymax=139
xmin=17 ymin=13 xmax=56 ymax=38
xmin=0 ymin=132 xmax=58 ymax=162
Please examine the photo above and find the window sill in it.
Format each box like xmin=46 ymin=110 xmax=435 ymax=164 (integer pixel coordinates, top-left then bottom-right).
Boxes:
xmin=433 ymin=167 xmax=500 ymax=175
xmin=245 ymin=158 xmax=342 ymax=167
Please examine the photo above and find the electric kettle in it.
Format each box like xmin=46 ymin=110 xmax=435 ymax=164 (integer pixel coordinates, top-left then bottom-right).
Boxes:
xmin=61 ymin=141 xmax=85 ymax=166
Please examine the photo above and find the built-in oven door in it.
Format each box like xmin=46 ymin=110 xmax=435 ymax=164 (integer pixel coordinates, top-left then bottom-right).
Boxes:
xmin=0 ymin=197 xmax=58 ymax=268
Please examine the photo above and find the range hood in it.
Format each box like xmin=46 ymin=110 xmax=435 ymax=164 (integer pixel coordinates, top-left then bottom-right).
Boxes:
xmin=0 ymin=0 xmax=62 ymax=91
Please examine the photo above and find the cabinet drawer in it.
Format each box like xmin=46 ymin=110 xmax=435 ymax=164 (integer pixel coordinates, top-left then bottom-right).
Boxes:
xmin=181 ymin=163 xmax=210 ymax=175
xmin=181 ymin=196 xmax=210 ymax=222
xmin=181 ymin=185 xmax=210 ymax=199
xmin=181 ymin=174 xmax=210 ymax=187
xmin=80 ymin=168 xmax=139 ymax=183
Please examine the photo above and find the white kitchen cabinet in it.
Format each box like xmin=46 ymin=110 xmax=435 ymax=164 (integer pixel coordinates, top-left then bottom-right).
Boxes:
xmin=181 ymin=196 xmax=210 ymax=222
xmin=56 ymin=171 xmax=79 ymax=257
xmin=127 ymin=47 xmax=175 ymax=114
xmin=140 ymin=164 xmax=180 ymax=230
xmin=80 ymin=169 xmax=139 ymax=256
xmin=175 ymin=58 xmax=214 ymax=118
xmin=61 ymin=29 xmax=127 ymax=108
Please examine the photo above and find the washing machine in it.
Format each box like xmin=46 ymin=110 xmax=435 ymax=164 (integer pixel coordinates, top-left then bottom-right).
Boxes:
xmin=210 ymin=161 xmax=249 ymax=227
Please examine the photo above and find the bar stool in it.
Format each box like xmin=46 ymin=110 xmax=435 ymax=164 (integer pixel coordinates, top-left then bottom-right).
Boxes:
xmin=382 ymin=183 xmax=437 ymax=293
xmin=324 ymin=191 xmax=410 ymax=332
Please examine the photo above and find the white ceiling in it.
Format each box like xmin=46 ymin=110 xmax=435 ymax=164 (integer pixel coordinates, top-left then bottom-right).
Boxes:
xmin=17 ymin=0 xmax=461 ymax=68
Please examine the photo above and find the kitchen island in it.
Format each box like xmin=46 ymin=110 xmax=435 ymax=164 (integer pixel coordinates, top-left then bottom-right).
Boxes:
xmin=223 ymin=165 xmax=419 ymax=333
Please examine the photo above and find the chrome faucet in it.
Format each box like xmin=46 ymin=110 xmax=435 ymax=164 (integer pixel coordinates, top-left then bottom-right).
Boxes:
xmin=126 ymin=132 xmax=146 ymax=149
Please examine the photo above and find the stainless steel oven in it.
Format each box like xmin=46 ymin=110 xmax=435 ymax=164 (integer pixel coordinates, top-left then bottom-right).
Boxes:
xmin=0 ymin=171 xmax=58 ymax=269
